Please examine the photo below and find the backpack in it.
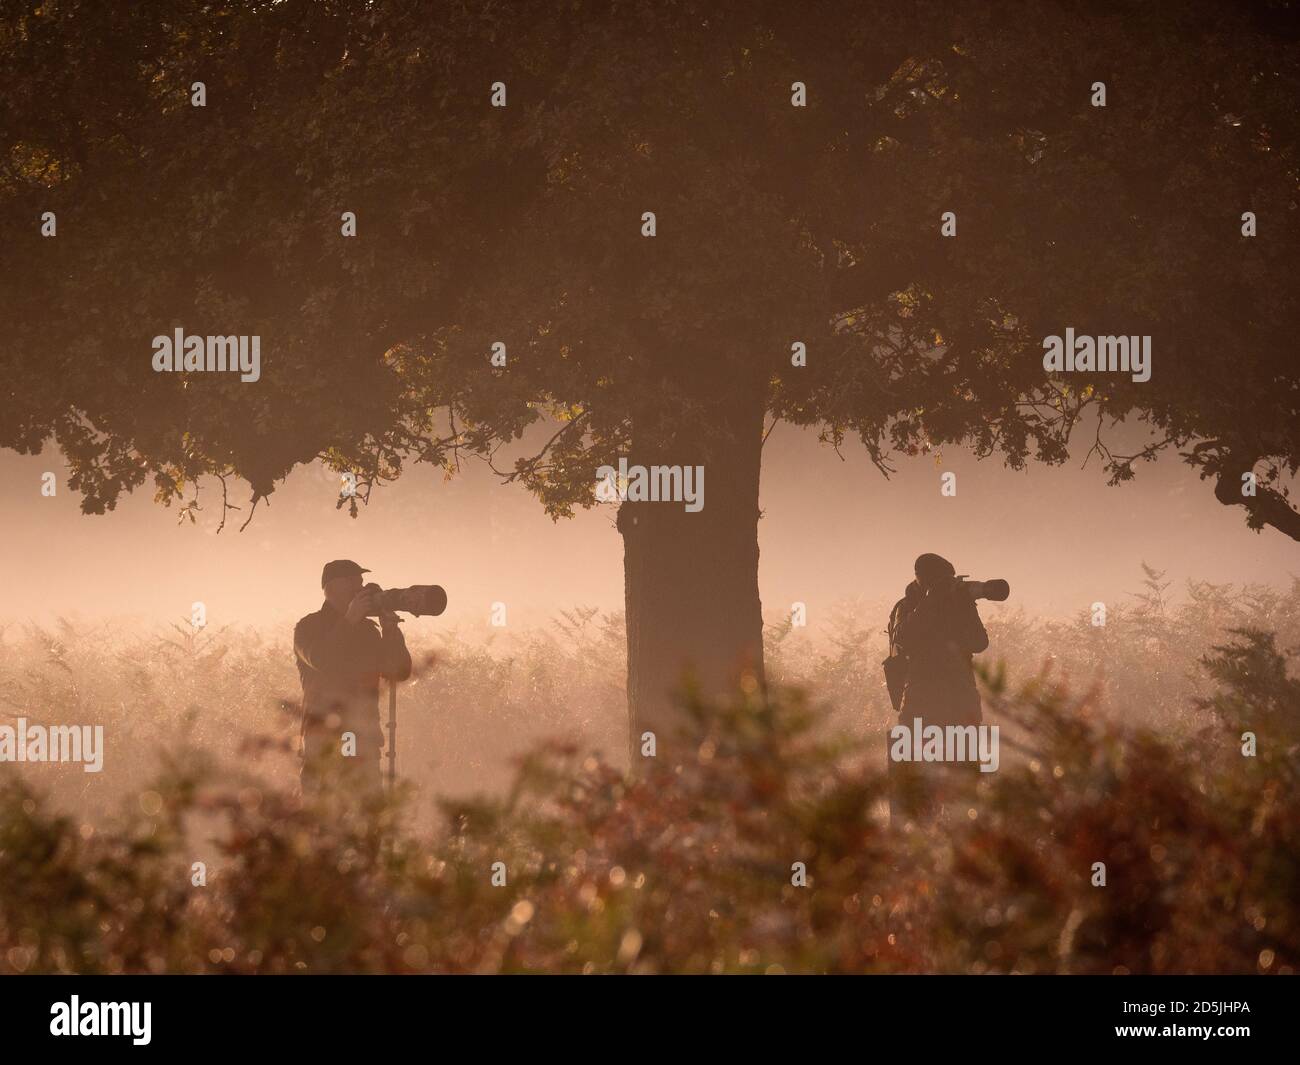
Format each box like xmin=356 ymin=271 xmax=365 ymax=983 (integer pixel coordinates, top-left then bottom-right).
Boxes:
xmin=882 ymin=594 xmax=912 ymax=713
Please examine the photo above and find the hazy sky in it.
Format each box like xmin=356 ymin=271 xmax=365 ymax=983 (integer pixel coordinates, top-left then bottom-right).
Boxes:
xmin=2 ymin=422 xmax=1295 ymax=637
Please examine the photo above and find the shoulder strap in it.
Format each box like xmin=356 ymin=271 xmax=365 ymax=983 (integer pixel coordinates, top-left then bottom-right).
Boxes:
xmin=887 ymin=597 xmax=908 ymax=656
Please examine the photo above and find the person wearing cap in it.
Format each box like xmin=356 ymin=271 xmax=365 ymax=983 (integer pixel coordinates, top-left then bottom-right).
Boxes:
xmin=886 ymin=552 xmax=990 ymax=820
xmin=294 ymin=560 xmax=412 ymax=796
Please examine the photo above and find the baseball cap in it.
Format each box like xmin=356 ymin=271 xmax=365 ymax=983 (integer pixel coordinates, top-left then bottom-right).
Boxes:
xmin=321 ymin=559 xmax=371 ymax=588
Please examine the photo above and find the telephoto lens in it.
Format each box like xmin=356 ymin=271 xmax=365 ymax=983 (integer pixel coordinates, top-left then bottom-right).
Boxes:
xmin=958 ymin=578 xmax=1010 ymax=602
xmin=362 ymin=584 xmax=448 ymax=616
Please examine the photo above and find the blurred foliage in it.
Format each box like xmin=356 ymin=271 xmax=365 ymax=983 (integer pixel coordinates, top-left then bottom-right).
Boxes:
xmin=0 ymin=570 xmax=1297 ymax=973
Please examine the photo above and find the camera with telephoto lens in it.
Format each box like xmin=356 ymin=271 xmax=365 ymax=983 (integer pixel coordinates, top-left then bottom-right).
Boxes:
xmin=955 ymin=577 xmax=1010 ymax=601
xmin=360 ymin=582 xmax=448 ymax=617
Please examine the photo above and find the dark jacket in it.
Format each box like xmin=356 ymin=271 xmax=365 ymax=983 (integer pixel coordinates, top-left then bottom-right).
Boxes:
xmin=891 ymin=581 xmax=988 ymax=726
xmin=294 ymin=600 xmax=412 ymax=761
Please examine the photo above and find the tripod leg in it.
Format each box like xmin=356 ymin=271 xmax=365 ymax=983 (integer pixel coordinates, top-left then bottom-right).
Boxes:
xmin=387 ymin=680 xmax=398 ymax=790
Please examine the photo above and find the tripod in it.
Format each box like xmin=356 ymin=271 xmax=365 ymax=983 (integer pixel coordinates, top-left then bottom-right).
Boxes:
xmin=386 ymin=677 xmax=398 ymax=790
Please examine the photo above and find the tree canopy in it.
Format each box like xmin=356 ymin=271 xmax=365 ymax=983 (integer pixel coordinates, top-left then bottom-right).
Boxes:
xmin=4 ymin=0 xmax=1300 ymax=745
xmin=3 ymin=0 xmax=1297 ymax=532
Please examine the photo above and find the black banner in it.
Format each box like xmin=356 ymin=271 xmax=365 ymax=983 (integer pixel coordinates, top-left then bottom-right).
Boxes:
xmin=0 ymin=975 xmax=1289 ymax=1052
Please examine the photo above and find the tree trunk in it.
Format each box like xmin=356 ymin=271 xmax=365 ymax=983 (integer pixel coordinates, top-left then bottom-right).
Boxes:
xmin=618 ymin=387 xmax=766 ymax=768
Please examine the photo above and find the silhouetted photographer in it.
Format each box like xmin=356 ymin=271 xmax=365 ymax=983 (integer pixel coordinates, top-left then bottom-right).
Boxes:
xmin=883 ymin=553 xmax=1007 ymax=820
xmin=294 ymin=560 xmax=413 ymax=797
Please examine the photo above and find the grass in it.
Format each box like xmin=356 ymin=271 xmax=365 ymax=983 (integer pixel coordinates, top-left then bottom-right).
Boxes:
xmin=0 ymin=567 xmax=1297 ymax=973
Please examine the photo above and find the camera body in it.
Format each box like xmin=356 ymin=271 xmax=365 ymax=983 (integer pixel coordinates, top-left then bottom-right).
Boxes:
xmin=361 ymin=582 xmax=448 ymax=617
xmin=956 ymin=577 xmax=1010 ymax=602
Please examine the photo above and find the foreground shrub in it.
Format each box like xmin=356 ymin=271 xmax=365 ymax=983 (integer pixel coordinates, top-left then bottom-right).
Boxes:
xmin=0 ymin=630 xmax=1295 ymax=974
